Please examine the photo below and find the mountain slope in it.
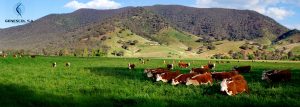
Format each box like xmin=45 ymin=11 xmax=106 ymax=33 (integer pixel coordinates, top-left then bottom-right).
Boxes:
xmin=146 ymin=5 xmax=288 ymax=40
xmin=0 ymin=5 xmax=291 ymax=57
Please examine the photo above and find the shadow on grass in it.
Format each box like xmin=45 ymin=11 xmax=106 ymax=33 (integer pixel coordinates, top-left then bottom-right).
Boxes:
xmin=0 ymin=83 xmax=171 ymax=107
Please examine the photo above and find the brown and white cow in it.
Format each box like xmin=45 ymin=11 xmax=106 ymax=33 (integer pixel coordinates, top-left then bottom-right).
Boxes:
xmin=167 ymin=64 xmax=174 ymax=70
xmin=178 ymin=62 xmax=190 ymax=68
xmin=156 ymin=71 xmax=181 ymax=82
xmin=233 ymin=66 xmax=251 ymax=73
xmin=171 ymin=73 xmax=198 ymax=85
xmin=186 ymin=72 xmax=213 ymax=86
xmin=128 ymin=63 xmax=135 ymax=69
xmin=262 ymin=69 xmax=291 ymax=82
xmin=201 ymin=63 xmax=216 ymax=69
xmin=144 ymin=68 xmax=170 ymax=78
xmin=212 ymin=71 xmax=239 ymax=81
xmin=190 ymin=68 xmax=211 ymax=74
xmin=220 ymin=74 xmax=249 ymax=96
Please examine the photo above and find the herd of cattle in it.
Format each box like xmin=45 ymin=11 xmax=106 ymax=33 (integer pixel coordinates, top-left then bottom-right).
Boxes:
xmin=128 ymin=60 xmax=292 ymax=96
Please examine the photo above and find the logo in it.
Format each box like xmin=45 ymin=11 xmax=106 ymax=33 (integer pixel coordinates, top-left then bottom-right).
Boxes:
xmin=15 ymin=2 xmax=25 ymax=17
xmin=4 ymin=1 xmax=33 ymax=24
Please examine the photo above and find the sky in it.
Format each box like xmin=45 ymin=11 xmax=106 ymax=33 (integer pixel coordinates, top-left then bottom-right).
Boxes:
xmin=0 ymin=0 xmax=300 ymax=29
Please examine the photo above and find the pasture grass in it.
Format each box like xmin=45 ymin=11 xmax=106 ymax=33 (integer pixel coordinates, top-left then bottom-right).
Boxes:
xmin=0 ymin=56 xmax=299 ymax=107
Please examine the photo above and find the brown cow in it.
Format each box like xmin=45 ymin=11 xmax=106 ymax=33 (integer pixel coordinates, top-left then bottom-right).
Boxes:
xmin=186 ymin=72 xmax=213 ymax=86
xmin=171 ymin=73 xmax=198 ymax=85
xmin=144 ymin=68 xmax=170 ymax=78
xmin=262 ymin=69 xmax=291 ymax=82
xmin=233 ymin=66 xmax=251 ymax=73
xmin=201 ymin=63 xmax=216 ymax=69
xmin=156 ymin=71 xmax=181 ymax=82
xmin=212 ymin=71 xmax=239 ymax=81
xmin=190 ymin=68 xmax=210 ymax=74
xmin=221 ymin=74 xmax=249 ymax=96
xmin=178 ymin=62 xmax=190 ymax=68
xmin=128 ymin=63 xmax=135 ymax=69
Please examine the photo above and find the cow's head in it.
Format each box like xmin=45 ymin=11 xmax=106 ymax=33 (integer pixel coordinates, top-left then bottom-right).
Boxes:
xmin=171 ymin=79 xmax=179 ymax=85
xmin=156 ymin=73 xmax=164 ymax=81
xmin=147 ymin=72 xmax=153 ymax=78
xmin=190 ymin=69 xmax=194 ymax=73
xmin=208 ymin=63 xmax=216 ymax=69
xmin=261 ymin=70 xmax=273 ymax=80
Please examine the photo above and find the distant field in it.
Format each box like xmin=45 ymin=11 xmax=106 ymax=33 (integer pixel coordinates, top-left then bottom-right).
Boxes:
xmin=0 ymin=56 xmax=299 ymax=107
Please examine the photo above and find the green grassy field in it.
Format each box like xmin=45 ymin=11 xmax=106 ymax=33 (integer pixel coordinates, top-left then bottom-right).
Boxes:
xmin=0 ymin=56 xmax=299 ymax=107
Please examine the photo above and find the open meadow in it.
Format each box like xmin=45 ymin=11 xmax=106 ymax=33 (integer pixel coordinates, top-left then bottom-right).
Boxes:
xmin=0 ymin=56 xmax=299 ymax=107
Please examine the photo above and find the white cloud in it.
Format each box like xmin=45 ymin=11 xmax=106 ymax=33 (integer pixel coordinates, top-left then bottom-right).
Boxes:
xmin=195 ymin=0 xmax=294 ymax=20
xmin=266 ymin=7 xmax=294 ymax=20
xmin=286 ymin=24 xmax=300 ymax=30
xmin=64 ymin=0 xmax=121 ymax=10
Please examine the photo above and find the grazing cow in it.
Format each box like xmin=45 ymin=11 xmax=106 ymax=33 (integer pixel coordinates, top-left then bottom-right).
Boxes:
xmin=233 ymin=66 xmax=251 ymax=73
xmin=13 ymin=54 xmax=18 ymax=58
xmin=65 ymin=62 xmax=71 ymax=67
xmin=190 ymin=68 xmax=210 ymax=74
xmin=52 ymin=62 xmax=57 ymax=67
xmin=262 ymin=69 xmax=291 ymax=82
xmin=178 ymin=62 xmax=190 ymax=68
xmin=166 ymin=64 xmax=174 ymax=70
xmin=156 ymin=71 xmax=181 ymax=82
xmin=128 ymin=63 xmax=135 ymax=69
xmin=141 ymin=60 xmax=145 ymax=64
xmin=221 ymin=74 xmax=249 ymax=96
xmin=144 ymin=68 xmax=170 ymax=78
xmin=171 ymin=73 xmax=198 ymax=85
xmin=186 ymin=72 xmax=213 ymax=86
xmin=201 ymin=63 xmax=216 ymax=69
xmin=1 ymin=54 xmax=7 ymax=58
xmin=30 ymin=55 xmax=36 ymax=58
xmin=212 ymin=71 xmax=239 ymax=81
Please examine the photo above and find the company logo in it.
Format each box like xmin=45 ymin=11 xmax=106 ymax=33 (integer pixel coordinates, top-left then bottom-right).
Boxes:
xmin=4 ymin=1 xmax=33 ymax=24
xmin=15 ymin=2 xmax=25 ymax=17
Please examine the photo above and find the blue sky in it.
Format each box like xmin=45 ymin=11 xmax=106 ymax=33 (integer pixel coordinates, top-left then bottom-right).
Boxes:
xmin=1 ymin=0 xmax=300 ymax=29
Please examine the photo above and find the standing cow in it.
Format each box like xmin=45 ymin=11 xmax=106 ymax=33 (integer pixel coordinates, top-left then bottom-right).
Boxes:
xmin=128 ymin=63 xmax=135 ymax=70
xmin=262 ymin=69 xmax=291 ymax=82
xmin=233 ymin=66 xmax=251 ymax=73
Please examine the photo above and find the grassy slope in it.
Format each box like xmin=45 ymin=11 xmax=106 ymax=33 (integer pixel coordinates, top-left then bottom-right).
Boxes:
xmin=0 ymin=56 xmax=299 ymax=106
xmin=199 ymin=40 xmax=245 ymax=58
xmin=291 ymin=45 xmax=300 ymax=55
xmin=103 ymin=27 xmax=201 ymax=58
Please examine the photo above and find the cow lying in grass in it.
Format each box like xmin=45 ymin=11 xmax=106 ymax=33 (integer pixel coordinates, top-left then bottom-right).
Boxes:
xmin=233 ymin=66 xmax=251 ymax=73
xmin=144 ymin=68 xmax=170 ymax=78
xmin=178 ymin=62 xmax=190 ymax=68
xmin=190 ymin=68 xmax=210 ymax=74
xmin=262 ymin=69 xmax=291 ymax=82
xmin=201 ymin=63 xmax=216 ymax=69
xmin=156 ymin=71 xmax=181 ymax=83
xmin=128 ymin=63 xmax=135 ymax=69
xmin=212 ymin=71 xmax=239 ymax=81
xmin=221 ymin=74 xmax=249 ymax=96
xmin=171 ymin=73 xmax=198 ymax=85
xmin=186 ymin=72 xmax=213 ymax=86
